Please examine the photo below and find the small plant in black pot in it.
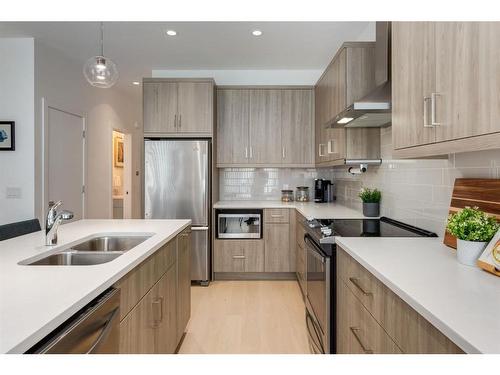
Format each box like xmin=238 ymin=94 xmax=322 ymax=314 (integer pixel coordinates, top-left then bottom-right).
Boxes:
xmin=359 ymin=187 xmax=381 ymax=217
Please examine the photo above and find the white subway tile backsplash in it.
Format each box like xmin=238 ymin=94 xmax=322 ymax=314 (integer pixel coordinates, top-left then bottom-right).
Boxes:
xmin=331 ymin=127 xmax=499 ymax=235
xmin=218 ymin=128 xmax=499 ymax=237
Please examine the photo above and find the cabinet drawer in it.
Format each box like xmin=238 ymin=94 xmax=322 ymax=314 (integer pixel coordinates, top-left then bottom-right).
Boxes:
xmin=337 ymin=247 xmax=463 ymax=354
xmin=118 ymin=240 xmax=177 ymax=320
xmin=337 ymin=279 xmax=402 ymax=354
xmin=214 ymin=239 xmax=264 ymax=272
xmin=264 ymin=208 xmax=289 ymax=223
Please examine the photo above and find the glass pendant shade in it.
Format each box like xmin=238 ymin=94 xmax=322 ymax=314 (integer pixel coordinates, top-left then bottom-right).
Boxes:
xmin=83 ymin=23 xmax=118 ymax=88
xmin=83 ymin=55 xmax=118 ymax=88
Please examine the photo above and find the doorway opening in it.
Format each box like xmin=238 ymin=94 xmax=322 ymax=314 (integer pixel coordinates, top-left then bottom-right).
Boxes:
xmin=112 ymin=130 xmax=132 ymax=219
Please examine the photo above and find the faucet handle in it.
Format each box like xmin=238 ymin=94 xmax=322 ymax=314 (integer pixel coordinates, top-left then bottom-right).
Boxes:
xmin=48 ymin=200 xmax=62 ymax=211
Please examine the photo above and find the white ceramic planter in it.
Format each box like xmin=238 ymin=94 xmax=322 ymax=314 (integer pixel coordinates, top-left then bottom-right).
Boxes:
xmin=456 ymin=239 xmax=487 ymax=267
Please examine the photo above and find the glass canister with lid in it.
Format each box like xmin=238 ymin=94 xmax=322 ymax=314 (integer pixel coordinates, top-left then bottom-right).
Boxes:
xmin=295 ymin=186 xmax=310 ymax=202
xmin=281 ymin=189 xmax=294 ymax=202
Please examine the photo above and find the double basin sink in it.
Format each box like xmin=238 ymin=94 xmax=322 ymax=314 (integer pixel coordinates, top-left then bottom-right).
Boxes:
xmin=23 ymin=235 xmax=151 ymax=266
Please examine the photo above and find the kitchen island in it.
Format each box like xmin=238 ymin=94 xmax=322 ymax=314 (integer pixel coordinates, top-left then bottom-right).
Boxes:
xmin=0 ymin=219 xmax=191 ymax=354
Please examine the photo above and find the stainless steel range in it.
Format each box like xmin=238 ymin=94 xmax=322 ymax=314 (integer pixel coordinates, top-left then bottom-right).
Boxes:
xmin=301 ymin=217 xmax=437 ymax=354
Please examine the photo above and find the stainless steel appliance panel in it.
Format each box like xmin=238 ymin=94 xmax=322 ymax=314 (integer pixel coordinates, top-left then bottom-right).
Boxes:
xmin=31 ymin=288 xmax=120 ymax=354
xmin=217 ymin=212 xmax=262 ymax=239
xmin=144 ymin=139 xmax=209 ymax=226
xmin=304 ymin=233 xmax=330 ymax=354
xmin=191 ymin=226 xmax=209 ymax=282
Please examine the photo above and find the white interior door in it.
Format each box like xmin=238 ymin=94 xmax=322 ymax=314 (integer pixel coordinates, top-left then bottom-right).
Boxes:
xmin=46 ymin=106 xmax=85 ymax=221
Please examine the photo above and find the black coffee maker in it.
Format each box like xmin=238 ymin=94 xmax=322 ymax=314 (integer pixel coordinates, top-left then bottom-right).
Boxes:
xmin=314 ymin=179 xmax=333 ymax=203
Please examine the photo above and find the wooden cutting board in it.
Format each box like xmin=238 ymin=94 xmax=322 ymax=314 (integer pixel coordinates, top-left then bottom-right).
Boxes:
xmin=444 ymin=178 xmax=500 ymax=249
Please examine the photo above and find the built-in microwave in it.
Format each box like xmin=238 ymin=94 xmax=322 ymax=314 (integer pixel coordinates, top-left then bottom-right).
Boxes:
xmin=216 ymin=209 xmax=262 ymax=239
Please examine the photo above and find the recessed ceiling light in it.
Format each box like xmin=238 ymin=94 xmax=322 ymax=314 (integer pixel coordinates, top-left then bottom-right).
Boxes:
xmin=132 ymin=81 xmax=140 ymax=86
xmin=166 ymin=30 xmax=177 ymax=36
xmin=252 ymin=30 xmax=263 ymax=36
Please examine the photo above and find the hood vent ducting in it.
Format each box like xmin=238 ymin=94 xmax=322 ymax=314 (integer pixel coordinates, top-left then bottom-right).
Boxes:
xmin=329 ymin=22 xmax=392 ymax=129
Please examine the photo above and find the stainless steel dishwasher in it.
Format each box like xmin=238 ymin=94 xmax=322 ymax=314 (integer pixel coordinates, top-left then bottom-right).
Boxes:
xmin=28 ymin=288 xmax=120 ymax=354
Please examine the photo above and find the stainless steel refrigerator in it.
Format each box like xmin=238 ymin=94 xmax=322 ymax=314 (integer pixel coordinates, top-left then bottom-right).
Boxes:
xmin=144 ymin=139 xmax=210 ymax=285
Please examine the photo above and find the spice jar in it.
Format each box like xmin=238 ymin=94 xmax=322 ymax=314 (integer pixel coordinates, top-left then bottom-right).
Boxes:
xmin=281 ymin=190 xmax=294 ymax=202
xmin=295 ymin=186 xmax=310 ymax=202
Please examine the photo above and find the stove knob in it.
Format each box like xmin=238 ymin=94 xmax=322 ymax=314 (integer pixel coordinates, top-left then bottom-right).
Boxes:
xmin=321 ymin=228 xmax=332 ymax=236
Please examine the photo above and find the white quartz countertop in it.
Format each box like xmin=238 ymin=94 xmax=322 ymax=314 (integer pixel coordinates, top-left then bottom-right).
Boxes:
xmin=0 ymin=219 xmax=190 ymax=354
xmin=335 ymin=237 xmax=500 ymax=354
xmin=213 ymin=201 xmax=371 ymax=219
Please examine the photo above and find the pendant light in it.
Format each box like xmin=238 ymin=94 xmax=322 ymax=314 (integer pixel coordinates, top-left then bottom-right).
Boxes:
xmin=83 ymin=22 xmax=118 ymax=88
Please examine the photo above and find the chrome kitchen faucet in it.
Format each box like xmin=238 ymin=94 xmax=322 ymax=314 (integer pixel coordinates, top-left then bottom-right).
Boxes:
xmin=45 ymin=201 xmax=74 ymax=246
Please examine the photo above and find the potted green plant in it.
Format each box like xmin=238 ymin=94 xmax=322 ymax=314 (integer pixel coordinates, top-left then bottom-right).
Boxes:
xmin=447 ymin=206 xmax=499 ymax=266
xmin=358 ymin=187 xmax=381 ymax=217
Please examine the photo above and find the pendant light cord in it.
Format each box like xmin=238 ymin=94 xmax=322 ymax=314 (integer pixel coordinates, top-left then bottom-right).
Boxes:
xmin=100 ymin=22 xmax=104 ymax=57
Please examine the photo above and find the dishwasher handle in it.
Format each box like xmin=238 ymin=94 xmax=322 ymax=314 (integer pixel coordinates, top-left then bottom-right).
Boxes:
xmin=86 ymin=307 xmax=120 ymax=354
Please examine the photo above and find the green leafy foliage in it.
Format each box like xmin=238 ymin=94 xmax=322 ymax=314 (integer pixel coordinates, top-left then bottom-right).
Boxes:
xmin=358 ymin=187 xmax=381 ymax=203
xmin=447 ymin=206 xmax=499 ymax=242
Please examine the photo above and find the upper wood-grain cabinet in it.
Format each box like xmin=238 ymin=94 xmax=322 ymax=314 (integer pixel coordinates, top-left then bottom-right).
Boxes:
xmin=217 ymin=89 xmax=250 ymax=164
xmin=216 ymin=87 xmax=314 ymax=167
xmin=314 ymin=43 xmax=376 ymax=166
xmin=249 ymin=90 xmax=283 ymax=164
xmin=143 ymin=79 xmax=214 ymax=135
xmin=392 ymin=22 xmax=500 ymax=157
xmin=282 ymin=90 xmax=314 ymax=165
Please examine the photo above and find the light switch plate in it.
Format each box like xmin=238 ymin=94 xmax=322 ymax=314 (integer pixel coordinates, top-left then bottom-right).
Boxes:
xmin=6 ymin=187 xmax=22 ymax=199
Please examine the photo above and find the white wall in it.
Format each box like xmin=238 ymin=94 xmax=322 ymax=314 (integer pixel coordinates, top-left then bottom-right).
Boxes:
xmin=33 ymin=41 xmax=142 ymax=222
xmin=152 ymin=69 xmax=323 ymax=85
xmin=0 ymin=38 xmax=35 ymax=225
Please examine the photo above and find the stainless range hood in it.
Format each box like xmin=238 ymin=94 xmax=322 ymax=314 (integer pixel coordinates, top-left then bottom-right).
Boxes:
xmin=330 ymin=22 xmax=392 ymax=129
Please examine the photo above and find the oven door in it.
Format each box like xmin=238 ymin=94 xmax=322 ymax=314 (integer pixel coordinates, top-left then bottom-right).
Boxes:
xmin=304 ymin=233 xmax=330 ymax=354
xmin=217 ymin=213 xmax=261 ymax=239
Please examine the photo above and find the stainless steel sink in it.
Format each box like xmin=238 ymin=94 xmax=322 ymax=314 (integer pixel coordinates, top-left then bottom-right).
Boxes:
xmin=21 ymin=234 xmax=152 ymax=266
xmin=27 ymin=251 xmax=122 ymax=266
xmin=70 ymin=236 xmax=150 ymax=252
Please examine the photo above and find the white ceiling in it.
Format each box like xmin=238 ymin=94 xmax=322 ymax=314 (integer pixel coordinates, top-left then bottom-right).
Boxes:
xmin=0 ymin=22 xmax=375 ymax=94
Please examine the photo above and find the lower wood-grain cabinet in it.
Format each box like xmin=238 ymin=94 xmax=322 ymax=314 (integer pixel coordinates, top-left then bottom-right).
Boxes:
xmin=117 ymin=227 xmax=192 ymax=354
xmin=337 ymin=246 xmax=463 ymax=354
xmin=213 ymin=239 xmax=264 ymax=273
xmin=295 ymin=212 xmax=306 ymax=296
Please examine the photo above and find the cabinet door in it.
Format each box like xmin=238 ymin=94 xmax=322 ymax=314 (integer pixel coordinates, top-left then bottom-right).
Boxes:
xmin=392 ymin=22 xmax=436 ymax=149
xmin=337 ymin=279 xmax=402 ymax=354
xmin=143 ymin=82 xmax=178 ymax=133
xmin=178 ymin=82 xmax=213 ymax=134
xmin=281 ymin=90 xmax=314 ymax=165
xmin=435 ymin=22 xmax=500 ymax=142
xmin=217 ymin=89 xmax=250 ymax=165
xmin=176 ymin=230 xmax=191 ymax=342
xmin=264 ymin=223 xmax=293 ymax=272
xmin=249 ymin=89 xmax=282 ymax=164
xmin=119 ymin=278 xmax=161 ymax=354
xmin=157 ymin=265 xmax=178 ymax=354
xmin=314 ymin=84 xmax=327 ymax=164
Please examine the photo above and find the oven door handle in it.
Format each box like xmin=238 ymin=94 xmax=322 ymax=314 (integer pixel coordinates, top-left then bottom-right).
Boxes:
xmin=306 ymin=309 xmax=325 ymax=354
xmin=304 ymin=234 xmax=326 ymax=263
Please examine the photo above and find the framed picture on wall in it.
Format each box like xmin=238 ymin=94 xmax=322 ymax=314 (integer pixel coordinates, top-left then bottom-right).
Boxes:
xmin=0 ymin=121 xmax=15 ymax=151
xmin=114 ymin=136 xmax=124 ymax=168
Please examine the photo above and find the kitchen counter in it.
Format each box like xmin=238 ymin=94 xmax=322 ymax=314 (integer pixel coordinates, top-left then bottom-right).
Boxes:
xmin=335 ymin=236 xmax=500 ymax=354
xmin=0 ymin=219 xmax=191 ymax=354
xmin=213 ymin=201 xmax=371 ymax=219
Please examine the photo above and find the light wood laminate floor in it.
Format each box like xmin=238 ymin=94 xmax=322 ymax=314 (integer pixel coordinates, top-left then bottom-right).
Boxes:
xmin=178 ymin=280 xmax=310 ymax=354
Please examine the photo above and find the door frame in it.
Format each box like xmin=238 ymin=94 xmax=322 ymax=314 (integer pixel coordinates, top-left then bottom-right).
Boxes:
xmin=41 ymin=97 xmax=87 ymax=222
xmin=110 ymin=127 xmax=132 ymax=219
